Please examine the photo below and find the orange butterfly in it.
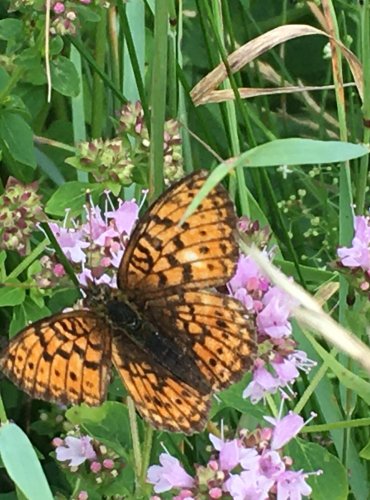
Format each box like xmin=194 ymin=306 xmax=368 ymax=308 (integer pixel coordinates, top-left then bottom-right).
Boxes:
xmin=0 ymin=171 xmax=255 ymax=434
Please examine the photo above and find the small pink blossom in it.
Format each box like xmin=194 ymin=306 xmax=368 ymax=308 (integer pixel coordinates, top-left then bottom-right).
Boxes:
xmin=243 ymin=362 xmax=280 ymax=403
xmin=147 ymin=453 xmax=194 ymax=493
xmin=55 ymin=436 xmax=96 ymax=467
xmin=209 ymin=434 xmax=245 ymax=471
xmin=78 ymin=492 xmax=88 ymax=500
xmin=53 ymin=2 xmax=65 ymax=14
xmin=337 ymin=215 xmax=370 ymax=270
xmin=257 ymin=287 xmax=293 ymax=339
xmin=103 ymin=458 xmax=114 ymax=469
xmin=106 ymin=200 xmax=139 ymax=235
xmin=90 ymin=461 xmax=102 ymax=473
xmin=276 ymin=470 xmax=312 ymax=499
xmin=209 ymin=487 xmax=223 ymax=498
xmin=266 ymin=411 xmax=305 ymax=450
xmin=49 ymin=223 xmax=89 ymax=263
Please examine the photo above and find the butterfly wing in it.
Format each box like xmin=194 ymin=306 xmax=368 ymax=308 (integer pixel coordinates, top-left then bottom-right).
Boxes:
xmin=111 ymin=332 xmax=211 ymax=434
xmin=146 ymin=291 xmax=255 ymax=391
xmin=118 ymin=170 xmax=238 ymax=302
xmin=0 ymin=311 xmax=112 ymax=406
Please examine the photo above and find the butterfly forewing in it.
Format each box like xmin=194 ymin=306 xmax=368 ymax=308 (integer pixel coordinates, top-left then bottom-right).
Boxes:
xmin=0 ymin=312 xmax=112 ymax=406
xmin=118 ymin=171 xmax=238 ymax=302
xmin=147 ymin=291 xmax=255 ymax=391
xmin=111 ymin=333 xmax=211 ymax=434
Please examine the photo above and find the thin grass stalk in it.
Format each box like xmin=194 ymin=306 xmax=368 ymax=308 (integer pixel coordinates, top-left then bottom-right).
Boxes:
xmin=321 ymin=0 xmax=354 ymax=469
xmin=356 ymin=0 xmax=370 ymax=214
xmin=91 ymin=8 xmax=107 ymax=138
xmin=70 ymin=45 xmax=88 ymax=183
xmin=148 ymin=2 xmax=168 ymax=200
xmin=107 ymin=5 xmax=120 ymax=112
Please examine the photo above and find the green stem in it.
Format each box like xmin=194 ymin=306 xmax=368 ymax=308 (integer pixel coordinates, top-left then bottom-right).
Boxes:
xmin=356 ymin=0 xmax=370 ymax=214
xmin=139 ymin=426 xmax=153 ymax=489
xmin=0 ymin=393 xmax=7 ymax=423
xmin=91 ymin=8 xmax=108 ymax=139
xmin=127 ymin=396 xmax=142 ymax=488
xmin=149 ymin=1 xmax=169 ymax=200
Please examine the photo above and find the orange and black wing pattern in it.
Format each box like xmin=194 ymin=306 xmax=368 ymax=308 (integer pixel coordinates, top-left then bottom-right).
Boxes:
xmin=111 ymin=332 xmax=211 ymax=434
xmin=0 ymin=311 xmax=112 ymax=406
xmin=146 ymin=290 xmax=255 ymax=391
xmin=118 ymin=170 xmax=239 ymax=302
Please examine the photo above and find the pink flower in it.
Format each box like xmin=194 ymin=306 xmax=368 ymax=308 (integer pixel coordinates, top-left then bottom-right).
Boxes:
xmin=258 ymin=450 xmax=285 ymax=478
xmin=266 ymin=412 xmax=305 ymax=450
xmin=106 ymin=200 xmax=139 ymax=235
xmin=55 ymin=436 xmax=96 ymax=467
xmin=276 ymin=470 xmax=312 ymax=499
xmin=257 ymin=287 xmax=293 ymax=339
xmin=90 ymin=461 xmax=102 ymax=473
xmin=173 ymin=490 xmax=195 ymax=500
xmin=243 ymin=362 xmax=280 ymax=403
xmin=225 ymin=470 xmax=274 ymax=500
xmin=49 ymin=223 xmax=89 ymax=263
xmin=209 ymin=487 xmax=223 ymax=498
xmin=147 ymin=453 xmax=194 ymax=493
xmin=53 ymin=2 xmax=65 ymax=14
xmin=83 ymin=206 xmax=118 ymax=246
xmin=209 ymin=434 xmax=247 ymax=471
xmin=78 ymin=492 xmax=88 ymax=500
xmin=103 ymin=458 xmax=114 ymax=469
xmin=337 ymin=216 xmax=370 ymax=270
xmin=271 ymin=356 xmax=299 ymax=385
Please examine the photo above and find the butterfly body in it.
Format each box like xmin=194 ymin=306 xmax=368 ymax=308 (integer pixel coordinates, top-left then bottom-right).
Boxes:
xmin=0 ymin=171 xmax=256 ymax=434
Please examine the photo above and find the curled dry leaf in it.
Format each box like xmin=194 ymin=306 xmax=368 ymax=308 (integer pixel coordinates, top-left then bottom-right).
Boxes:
xmin=191 ymin=24 xmax=363 ymax=106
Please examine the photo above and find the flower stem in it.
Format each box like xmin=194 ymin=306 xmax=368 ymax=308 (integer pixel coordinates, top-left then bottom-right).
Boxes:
xmin=127 ymin=396 xmax=142 ymax=485
xmin=139 ymin=425 xmax=153 ymax=488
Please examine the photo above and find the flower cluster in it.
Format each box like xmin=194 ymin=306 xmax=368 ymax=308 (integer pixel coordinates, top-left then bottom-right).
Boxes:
xmin=47 ymin=196 xmax=139 ymax=287
xmin=337 ymin=215 xmax=370 ymax=296
xmin=0 ymin=177 xmax=45 ymax=256
xmin=50 ymin=0 xmax=94 ymax=36
xmin=228 ymin=223 xmax=316 ymax=404
xmin=53 ymin=431 xmax=124 ymax=498
xmin=147 ymin=410 xmax=319 ymax=499
xmin=67 ymin=102 xmax=184 ymax=193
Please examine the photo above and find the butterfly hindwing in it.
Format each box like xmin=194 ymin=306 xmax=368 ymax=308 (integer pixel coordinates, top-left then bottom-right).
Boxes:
xmin=0 ymin=311 xmax=112 ymax=406
xmin=118 ymin=171 xmax=238 ymax=302
xmin=147 ymin=291 xmax=255 ymax=391
xmin=111 ymin=332 xmax=211 ymax=434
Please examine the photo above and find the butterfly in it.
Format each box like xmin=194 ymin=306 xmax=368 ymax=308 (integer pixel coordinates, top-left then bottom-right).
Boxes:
xmin=0 ymin=170 xmax=255 ymax=434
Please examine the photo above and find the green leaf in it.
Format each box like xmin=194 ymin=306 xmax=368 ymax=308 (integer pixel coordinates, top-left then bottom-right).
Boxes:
xmin=211 ymin=375 xmax=264 ymax=419
xmin=0 ymin=422 xmax=53 ymax=500
xmin=0 ymin=67 xmax=10 ymax=92
xmin=45 ymin=181 xmax=104 ymax=216
xmin=50 ymin=56 xmax=80 ymax=97
xmin=0 ymin=19 xmax=23 ymax=41
xmin=241 ymin=138 xmax=368 ymax=167
xmin=0 ymin=284 xmax=25 ymax=307
xmin=9 ymin=299 xmax=50 ymax=337
xmin=0 ymin=112 xmax=36 ymax=168
xmin=359 ymin=439 xmax=370 ymax=460
xmin=286 ymin=438 xmax=348 ymax=500
xmin=65 ymin=402 xmax=132 ymax=456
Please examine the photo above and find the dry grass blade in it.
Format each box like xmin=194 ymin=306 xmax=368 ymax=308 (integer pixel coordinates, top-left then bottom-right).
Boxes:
xmin=199 ymin=83 xmax=356 ymax=105
xmin=245 ymin=246 xmax=370 ymax=375
xmin=191 ymin=24 xmax=363 ymax=106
